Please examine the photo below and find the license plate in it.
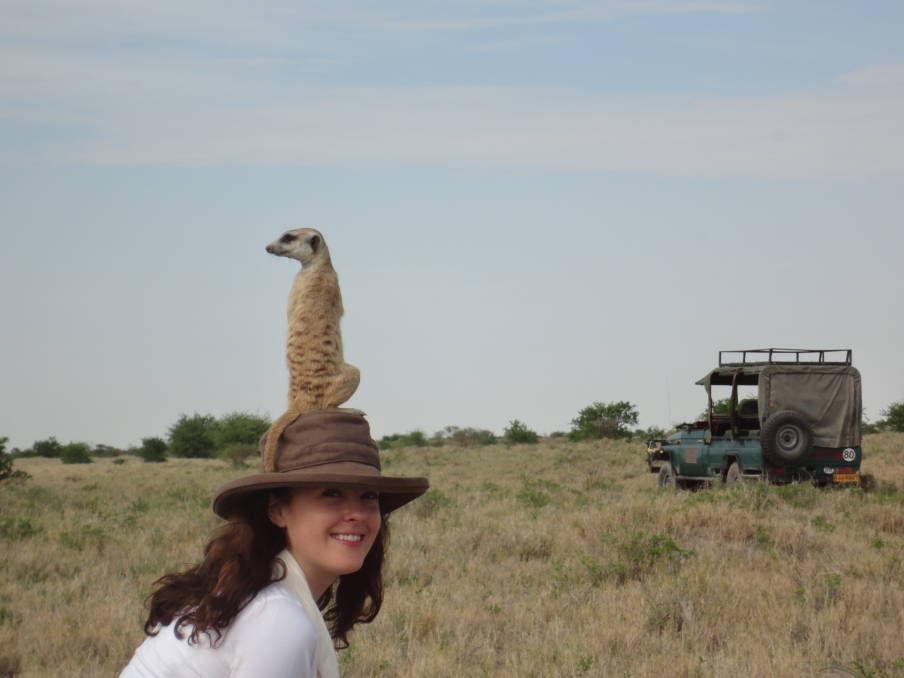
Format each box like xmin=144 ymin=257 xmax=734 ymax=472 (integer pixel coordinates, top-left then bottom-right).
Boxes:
xmin=833 ymin=473 xmax=859 ymax=484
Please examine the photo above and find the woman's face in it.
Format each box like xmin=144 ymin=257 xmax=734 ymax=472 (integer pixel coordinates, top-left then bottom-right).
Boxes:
xmin=269 ymin=486 xmax=381 ymax=597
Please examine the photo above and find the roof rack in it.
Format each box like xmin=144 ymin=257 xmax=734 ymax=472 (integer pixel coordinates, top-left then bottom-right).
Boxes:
xmin=718 ymin=348 xmax=852 ymax=367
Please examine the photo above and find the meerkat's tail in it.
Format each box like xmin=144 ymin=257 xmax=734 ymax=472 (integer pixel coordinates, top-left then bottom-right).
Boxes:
xmin=261 ymin=408 xmax=304 ymax=472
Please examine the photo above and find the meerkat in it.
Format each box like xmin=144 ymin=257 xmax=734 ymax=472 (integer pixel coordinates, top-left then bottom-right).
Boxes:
xmin=261 ymin=228 xmax=360 ymax=471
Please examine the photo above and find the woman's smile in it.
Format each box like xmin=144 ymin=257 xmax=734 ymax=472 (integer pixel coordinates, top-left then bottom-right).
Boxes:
xmin=270 ymin=486 xmax=382 ymax=597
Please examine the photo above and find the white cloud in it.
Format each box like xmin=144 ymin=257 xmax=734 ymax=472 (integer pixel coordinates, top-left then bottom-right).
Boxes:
xmin=381 ymin=1 xmax=760 ymax=31
xmin=3 ymin=43 xmax=902 ymax=180
xmin=1 ymin=1 xmax=898 ymax=180
xmin=1 ymin=0 xmax=763 ymax=42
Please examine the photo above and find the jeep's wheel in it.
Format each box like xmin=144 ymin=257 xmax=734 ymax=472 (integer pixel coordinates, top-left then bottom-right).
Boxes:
xmin=658 ymin=462 xmax=678 ymax=489
xmin=725 ymin=461 xmax=742 ymax=484
xmin=761 ymin=410 xmax=814 ymax=465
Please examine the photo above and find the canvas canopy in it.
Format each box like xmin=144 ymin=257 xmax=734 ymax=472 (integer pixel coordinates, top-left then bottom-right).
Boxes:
xmin=696 ymin=365 xmax=861 ymax=447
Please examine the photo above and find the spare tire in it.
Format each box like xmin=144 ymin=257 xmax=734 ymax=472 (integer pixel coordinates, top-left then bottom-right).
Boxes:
xmin=761 ymin=410 xmax=813 ymax=465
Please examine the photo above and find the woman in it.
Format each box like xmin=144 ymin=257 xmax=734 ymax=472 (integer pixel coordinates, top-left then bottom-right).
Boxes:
xmin=120 ymin=410 xmax=429 ymax=678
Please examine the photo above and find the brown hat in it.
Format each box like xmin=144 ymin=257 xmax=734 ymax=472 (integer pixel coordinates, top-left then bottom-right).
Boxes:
xmin=213 ymin=409 xmax=429 ymax=518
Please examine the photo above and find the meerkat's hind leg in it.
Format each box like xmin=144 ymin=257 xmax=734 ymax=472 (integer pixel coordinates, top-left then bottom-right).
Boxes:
xmin=322 ymin=363 xmax=360 ymax=409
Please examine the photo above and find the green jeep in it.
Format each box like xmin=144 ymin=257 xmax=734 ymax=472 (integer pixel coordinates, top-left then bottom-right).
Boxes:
xmin=646 ymin=349 xmax=862 ymax=488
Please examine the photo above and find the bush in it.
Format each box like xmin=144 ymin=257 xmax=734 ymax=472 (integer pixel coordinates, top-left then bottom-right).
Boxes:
xmin=91 ymin=444 xmax=124 ymax=458
xmin=32 ymin=437 xmax=62 ymax=458
xmin=220 ymin=444 xmax=257 ymax=469
xmin=168 ymin=414 xmax=218 ymax=458
xmin=214 ymin=412 xmax=270 ymax=450
xmin=428 ymin=426 xmax=498 ymax=447
xmin=448 ymin=427 xmax=497 ymax=446
xmin=504 ymin=419 xmax=539 ymax=444
xmin=569 ymin=401 xmax=639 ymax=440
xmin=60 ymin=442 xmax=93 ymax=464
xmin=635 ymin=426 xmax=667 ymax=439
xmin=881 ymin=401 xmax=904 ymax=432
xmin=138 ymin=437 xmax=168 ymax=463
xmin=379 ymin=430 xmax=428 ymax=450
xmin=1 ymin=437 xmax=30 ymax=481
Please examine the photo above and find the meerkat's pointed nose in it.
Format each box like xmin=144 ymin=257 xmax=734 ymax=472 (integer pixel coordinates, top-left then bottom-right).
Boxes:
xmin=266 ymin=244 xmax=275 ymax=254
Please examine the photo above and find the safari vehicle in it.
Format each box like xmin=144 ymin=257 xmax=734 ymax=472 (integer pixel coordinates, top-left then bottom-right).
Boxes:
xmin=646 ymin=348 xmax=862 ymax=488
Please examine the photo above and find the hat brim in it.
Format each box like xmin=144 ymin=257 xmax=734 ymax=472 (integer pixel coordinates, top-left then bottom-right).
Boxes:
xmin=212 ymin=470 xmax=429 ymax=518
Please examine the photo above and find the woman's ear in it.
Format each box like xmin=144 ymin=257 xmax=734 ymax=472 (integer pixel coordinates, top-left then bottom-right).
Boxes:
xmin=268 ymin=494 xmax=287 ymax=528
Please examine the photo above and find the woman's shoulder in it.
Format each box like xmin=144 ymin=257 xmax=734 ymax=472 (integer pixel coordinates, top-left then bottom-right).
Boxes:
xmin=120 ymin=582 xmax=318 ymax=678
xmin=225 ymin=582 xmax=319 ymax=674
xmin=228 ymin=582 xmax=318 ymax=647
xmin=235 ymin=581 xmax=314 ymax=631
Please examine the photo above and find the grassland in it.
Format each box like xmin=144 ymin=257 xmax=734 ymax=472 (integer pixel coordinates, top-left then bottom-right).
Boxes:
xmin=1 ymin=433 xmax=902 ymax=678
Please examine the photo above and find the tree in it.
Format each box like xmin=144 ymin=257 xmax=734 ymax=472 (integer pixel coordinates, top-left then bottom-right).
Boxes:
xmin=379 ymin=430 xmax=428 ymax=450
xmin=60 ymin=442 xmax=93 ymax=464
xmin=449 ymin=427 xmax=497 ymax=446
xmin=1 ymin=437 xmax=31 ymax=481
xmin=569 ymin=401 xmax=639 ymax=440
xmin=138 ymin=437 xmax=168 ymax=463
xmin=504 ymin=419 xmax=539 ymax=444
xmin=881 ymin=401 xmax=904 ymax=432
xmin=32 ymin=437 xmax=61 ymax=458
xmin=91 ymin=444 xmax=124 ymax=457
xmin=698 ymin=397 xmax=731 ymax=421
xmin=168 ymin=414 xmax=218 ymax=458
xmin=221 ymin=444 xmax=258 ymax=468
xmin=635 ymin=426 xmax=667 ymax=439
xmin=213 ymin=412 xmax=271 ymax=450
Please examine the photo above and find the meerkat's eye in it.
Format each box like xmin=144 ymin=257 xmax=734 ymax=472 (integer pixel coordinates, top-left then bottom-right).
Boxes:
xmin=280 ymin=233 xmax=298 ymax=244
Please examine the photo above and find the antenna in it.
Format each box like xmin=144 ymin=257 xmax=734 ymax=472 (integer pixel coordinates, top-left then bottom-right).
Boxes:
xmin=666 ymin=376 xmax=672 ymax=427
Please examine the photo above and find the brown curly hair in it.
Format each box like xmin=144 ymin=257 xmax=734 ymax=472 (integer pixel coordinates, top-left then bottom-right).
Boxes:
xmin=143 ymin=488 xmax=387 ymax=649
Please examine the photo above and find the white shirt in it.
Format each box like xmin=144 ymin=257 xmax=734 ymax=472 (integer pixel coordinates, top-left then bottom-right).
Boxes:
xmin=119 ymin=582 xmax=319 ymax=678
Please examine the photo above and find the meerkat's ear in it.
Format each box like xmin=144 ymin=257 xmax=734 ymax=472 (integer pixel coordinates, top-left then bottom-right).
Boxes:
xmin=308 ymin=234 xmax=320 ymax=252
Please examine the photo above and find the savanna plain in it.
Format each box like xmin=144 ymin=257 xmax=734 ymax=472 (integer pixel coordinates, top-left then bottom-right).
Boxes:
xmin=1 ymin=434 xmax=903 ymax=678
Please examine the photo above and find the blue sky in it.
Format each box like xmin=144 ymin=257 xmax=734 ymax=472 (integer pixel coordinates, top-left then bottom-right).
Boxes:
xmin=2 ymin=1 xmax=903 ymax=450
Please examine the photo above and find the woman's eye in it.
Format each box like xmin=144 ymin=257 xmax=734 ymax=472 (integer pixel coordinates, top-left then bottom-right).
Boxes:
xmin=362 ymin=491 xmax=379 ymax=502
xmin=321 ymin=488 xmax=341 ymax=498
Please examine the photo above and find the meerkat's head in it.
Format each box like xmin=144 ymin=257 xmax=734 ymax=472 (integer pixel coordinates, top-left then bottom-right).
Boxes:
xmin=265 ymin=228 xmax=328 ymax=266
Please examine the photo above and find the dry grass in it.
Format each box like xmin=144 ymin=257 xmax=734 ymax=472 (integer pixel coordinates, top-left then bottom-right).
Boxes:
xmin=1 ymin=434 xmax=903 ymax=678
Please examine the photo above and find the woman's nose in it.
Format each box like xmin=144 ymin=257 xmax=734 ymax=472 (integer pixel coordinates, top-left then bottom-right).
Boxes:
xmin=343 ymin=497 xmax=377 ymax=519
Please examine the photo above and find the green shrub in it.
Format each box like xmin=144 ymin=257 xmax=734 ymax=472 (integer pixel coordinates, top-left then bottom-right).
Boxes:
xmin=379 ymin=430 xmax=428 ymax=450
xmin=59 ymin=525 xmax=106 ymax=551
xmin=517 ymin=479 xmax=551 ymax=509
xmin=60 ymin=442 xmax=92 ymax=464
xmin=881 ymin=401 xmax=904 ymax=432
xmin=0 ymin=437 xmax=30 ymax=481
xmin=0 ymin=517 xmax=41 ymax=539
xmin=504 ymin=420 xmax=539 ymax=444
xmin=569 ymin=401 xmax=638 ymax=440
xmin=220 ymin=444 xmax=257 ymax=468
xmin=32 ymin=437 xmax=62 ymax=458
xmin=411 ymin=488 xmax=454 ymax=519
xmin=168 ymin=413 xmax=217 ymax=458
xmin=214 ymin=412 xmax=270 ymax=449
xmin=138 ymin=437 xmax=167 ymax=463
xmin=450 ymin=427 xmax=497 ymax=446
xmin=91 ymin=444 xmax=124 ymax=457
xmin=602 ymin=531 xmax=694 ymax=584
